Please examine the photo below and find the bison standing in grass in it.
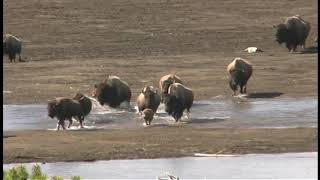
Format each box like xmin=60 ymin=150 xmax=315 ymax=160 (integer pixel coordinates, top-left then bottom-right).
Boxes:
xmin=274 ymin=15 xmax=310 ymax=52
xmin=47 ymin=93 xmax=92 ymax=130
xmin=227 ymin=57 xmax=253 ymax=96
xmin=163 ymin=83 xmax=194 ymax=122
xmin=159 ymin=74 xmax=183 ymax=102
xmin=3 ymin=34 xmax=24 ymax=62
xmin=92 ymin=75 xmax=132 ymax=108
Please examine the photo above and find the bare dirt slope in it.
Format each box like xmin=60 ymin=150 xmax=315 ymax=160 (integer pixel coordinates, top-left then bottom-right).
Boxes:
xmin=3 ymin=0 xmax=318 ymax=104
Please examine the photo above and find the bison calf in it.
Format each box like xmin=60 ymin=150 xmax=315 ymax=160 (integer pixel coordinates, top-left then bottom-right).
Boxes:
xmin=227 ymin=57 xmax=253 ymax=96
xmin=142 ymin=108 xmax=155 ymax=126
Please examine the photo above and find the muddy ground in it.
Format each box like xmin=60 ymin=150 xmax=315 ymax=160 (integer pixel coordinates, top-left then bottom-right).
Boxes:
xmin=3 ymin=0 xmax=318 ymax=163
xmin=3 ymin=0 xmax=318 ymax=104
xmin=3 ymin=127 xmax=317 ymax=163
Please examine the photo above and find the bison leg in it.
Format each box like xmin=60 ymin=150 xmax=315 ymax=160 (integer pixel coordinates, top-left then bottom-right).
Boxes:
xmin=68 ymin=118 xmax=73 ymax=128
xmin=187 ymin=109 xmax=191 ymax=120
xmin=56 ymin=123 xmax=60 ymax=131
xmin=18 ymin=54 xmax=23 ymax=62
xmin=79 ymin=116 xmax=84 ymax=128
xmin=58 ymin=119 xmax=66 ymax=130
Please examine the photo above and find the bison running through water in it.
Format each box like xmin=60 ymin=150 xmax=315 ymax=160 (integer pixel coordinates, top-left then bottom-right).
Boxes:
xmin=274 ymin=15 xmax=310 ymax=52
xmin=227 ymin=57 xmax=253 ymax=96
xmin=92 ymin=75 xmax=132 ymax=109
xmin=47 ymin=93 xmax=92 ymax=130
xmin=163 ymin=83 xmax=194 ymax=122
xmin=159 ymin=74 xmax=183 ymax=102
xmin=3 ymin=34 xmax=24 ymax=63
xmin=141 ymin=108 xmax=155 ymax=126
xmin=137 ymin=85 xmax=161 ymax=113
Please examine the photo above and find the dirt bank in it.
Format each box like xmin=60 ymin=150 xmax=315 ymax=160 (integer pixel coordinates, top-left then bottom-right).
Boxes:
xmin=3 ymin=127 xmax=317 ymax=164
xmin=3 ymin=0 xmax=318 ymax=104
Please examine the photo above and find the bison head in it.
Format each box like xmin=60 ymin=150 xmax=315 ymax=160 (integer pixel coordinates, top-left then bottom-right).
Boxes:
xmin=92 ymin=82 xmax=116 ymax=106
xmin=162 ymin=78 xmax=174 ymax=94
xmin=274 ymin=24 xmax=289 ymax=45
xmin=47 ymin=100 xmax=60 ymax=119
xmin=163 ymin=94 xmax=184 ymax=121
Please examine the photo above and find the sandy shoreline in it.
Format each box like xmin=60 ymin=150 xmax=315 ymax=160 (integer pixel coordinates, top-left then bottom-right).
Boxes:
xmin=3 ymin=127 xmax=317 ymax=164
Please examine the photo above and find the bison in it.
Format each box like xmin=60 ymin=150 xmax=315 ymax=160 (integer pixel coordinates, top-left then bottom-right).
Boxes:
xmin=159 ymin=74 xmax=183 ymax=102
xmin=136 ymin=85 xmax=161 ymax=113
xmin=227 ymin=57 xmax=253 ymax=96
xmin=274 ymin=15 xmax=310 ymax=52
xmin=163 ymin=83 xmax=194 ymax=122
xmin=3 ymin=34 xmax=23 ymax=62
xmin=141 ymin=108 xmax=155 ymax=126
xmin=73 ymin=92 xmax=92 ymax=117
xmin=47 ymin=93 xmax=92 ymax=130
xmin=92 ymin=75 xmax=131 ymax=108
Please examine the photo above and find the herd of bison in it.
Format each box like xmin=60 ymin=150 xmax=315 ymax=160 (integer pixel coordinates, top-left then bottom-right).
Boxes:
xmin=3 ymin=15 xmax=317 ymax=130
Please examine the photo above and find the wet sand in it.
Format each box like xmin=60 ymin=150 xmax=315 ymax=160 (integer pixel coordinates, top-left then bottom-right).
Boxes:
xmin=3 ymin=127 xmax=317 ymax=163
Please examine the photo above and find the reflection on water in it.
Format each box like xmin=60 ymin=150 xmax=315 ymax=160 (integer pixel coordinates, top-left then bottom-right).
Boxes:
xmin=3 ymin=96 xmax=317 ymax=131
xmin=3 ymin=152 xmax=317 ymax=179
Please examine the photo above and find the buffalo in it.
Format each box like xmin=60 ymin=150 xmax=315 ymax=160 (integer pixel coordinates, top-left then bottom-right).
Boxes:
xmin=73 ymin=92 xmax=92 ymax=117
xmin=3 ymin=34 xmax=23 ymax=62
xmin=159 ymin=74 xmax=183 ymax=102
xmin=136 ymin=85 xmax=161 ymax=113
xmin=274 ymin=15 xmax=310 ymax=52
xmin=163 ymin=83 xmax=194 ymax=122
xmin=141 ymin=108 xmax=155 ymax=126
xmin=227 ymin=57 xmax=253 ymax=96
xmin=47 ymin=93 xmax=92 ymax=130
xmin=92 ymin=75 xmax=131 ymax=108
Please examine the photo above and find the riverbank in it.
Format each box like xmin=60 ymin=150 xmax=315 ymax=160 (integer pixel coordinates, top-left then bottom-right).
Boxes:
xmin=4 ymin=127 xmax=317 ymax=164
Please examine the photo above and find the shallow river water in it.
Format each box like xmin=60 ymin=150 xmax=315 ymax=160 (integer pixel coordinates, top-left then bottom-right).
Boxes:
xmin=3 ymin=152 xmax=317 ymax=179
xmin=4 ymin=95 xmax=317 ymax=131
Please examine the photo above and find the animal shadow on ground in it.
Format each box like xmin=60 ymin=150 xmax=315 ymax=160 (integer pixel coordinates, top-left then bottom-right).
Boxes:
xmin=246 ymin=92 xmax=283 ymax=98
xmin=299 ymin=46 xmax=318 ymax=54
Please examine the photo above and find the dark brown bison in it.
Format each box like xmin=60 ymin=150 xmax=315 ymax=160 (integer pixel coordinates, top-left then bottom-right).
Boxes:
xmin=3 ymin=34 xmax=23 ymax=62
xmin=227 ymin=57 xmax=253 ymax=96
xmin=47 ymin=94 xmax=92 ymax=130
xmin=163 ymin=83 xmax=194 ymax=122
xmin=73 ymin=93 xmax=92 ymax=117
xmin=92 ymin=75 xmax=131 ymax=108
xmin=274 ymin=15 xmax=310 ymax=52
xmin=142 ymin=108 xmax=155 ymax=126
xmin=159 ymin=74 xmax=183 ymax=102
xmin=136 ymin=85 xmax=161 ymax=113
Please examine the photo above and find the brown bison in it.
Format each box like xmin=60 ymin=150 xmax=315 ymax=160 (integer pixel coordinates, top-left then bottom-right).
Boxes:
xmin=136 ymin=85 xmax=161 ymax=113
xmin=73 ymin=93 xmax=92 ymax=117
xmin=47 ymin=93 xmax=92 ymax=130
xmin=159 ymin=74 xmax=183 ymax=102
xmin=227 ymin=57 xmax=253 ymax=96
xmin=163 ymin=83 xmax=194 ymax=122
xmin=142 ymin=108 xmax=155 ymax=126
xmin=274 ymin=15 xmax=310 ymax=52
xmin=92 ymin=75 xmax=131 ymax=108
xmin=3 ymin=34 xmax=23 ymax=62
